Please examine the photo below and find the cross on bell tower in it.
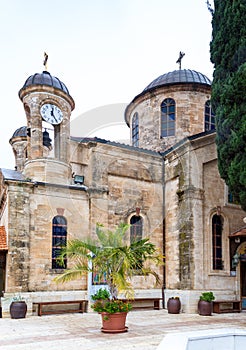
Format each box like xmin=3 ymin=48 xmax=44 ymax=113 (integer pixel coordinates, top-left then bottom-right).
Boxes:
xmin=176 ymin=51 xmax=185 ymax=70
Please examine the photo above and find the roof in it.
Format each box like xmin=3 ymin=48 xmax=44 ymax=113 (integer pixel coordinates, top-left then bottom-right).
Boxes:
xmin=124 ymin=69 xmax=212 ymax=125
xmin=11 ymin=126 xmax=27 ymax=139
xmin=1 ymin=168 xmax=26 ymax=181
xmin=19 ymin=71 xmax=70 ymax=96
xmin=143 ymin=69 xmax=211 ymax=93
xmin=229 ymin=226 xmax=246 ymax=238
xmin=0 ymin=226 xmax=7 ymax=250
xmin=70 ymin=136 xmax=161 ymax=157
xmin=160 ymin=129 xmax=216 ymax=157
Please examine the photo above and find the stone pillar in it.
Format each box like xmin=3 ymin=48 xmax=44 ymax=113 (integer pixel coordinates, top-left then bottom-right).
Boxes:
xmin=10 ymin=140 xmax=27 ymax=172
xmin=6 ymin=183 xmax=32 ymax=292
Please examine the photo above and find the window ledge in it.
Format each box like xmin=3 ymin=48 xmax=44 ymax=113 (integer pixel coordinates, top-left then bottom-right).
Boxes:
xmin=49 ymin=269 xmax=66 ymax=274
xmin=208 ymin=271 xmax=231 ymax=277
xmin=225 ymin=203 xmax=241 ymax=209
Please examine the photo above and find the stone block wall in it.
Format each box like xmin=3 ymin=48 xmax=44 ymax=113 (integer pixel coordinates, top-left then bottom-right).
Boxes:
xmin=125 ymin=84 xmax=211 ymax=152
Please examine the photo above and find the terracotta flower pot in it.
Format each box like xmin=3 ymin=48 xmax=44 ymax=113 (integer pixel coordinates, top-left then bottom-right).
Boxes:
xmin=101 ymin=312 xmax=128 ymax=333
xmin=167 ymin=298 xmax=181 ymax=314
xmin=10 ymin=301 xmax=27 ymax=319
xmin=198 ymin=300 xmax=212 ymax=316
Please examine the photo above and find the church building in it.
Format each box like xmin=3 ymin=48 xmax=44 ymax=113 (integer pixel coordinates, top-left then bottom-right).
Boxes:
xmin=0 ymin=65 xmax=246 ymax=317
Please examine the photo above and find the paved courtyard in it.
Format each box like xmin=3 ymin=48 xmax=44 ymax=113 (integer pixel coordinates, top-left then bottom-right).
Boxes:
xmin=0 ymin=310 xmax=246 ymax=349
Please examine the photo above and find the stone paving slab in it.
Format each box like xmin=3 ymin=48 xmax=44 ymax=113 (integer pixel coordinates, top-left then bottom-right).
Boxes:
xmin=0 ymin=310 xmax=246 ymax=349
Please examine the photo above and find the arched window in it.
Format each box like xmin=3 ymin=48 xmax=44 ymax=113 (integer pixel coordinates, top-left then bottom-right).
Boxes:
xmin=204 ymin=100 xmax=215 ymax=131
xmin=227 ymin=185 xmax=240 ymax=205
xmin=161 ymin=98 xmax=175 ymax=137
xmin=130 ymin=215 xmax=143 ymax=243
xmin=132 ymin=112 xmax=139 ymax=147
xmin=52 ymin=216 xmax=67 ymax=269
xmin=212 ymin=214 xmax=223 ymax=270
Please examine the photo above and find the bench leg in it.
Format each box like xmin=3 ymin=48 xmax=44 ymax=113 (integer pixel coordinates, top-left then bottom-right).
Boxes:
xmin=79 ymin=302 xmax=83 ymax=313
xmin=38 ymin=304 xmax=42 ymax=316
xmin=83 ymin=301 xmax=88 ymax=312
xmin=154 ymin=300 xmax=160 ymax=310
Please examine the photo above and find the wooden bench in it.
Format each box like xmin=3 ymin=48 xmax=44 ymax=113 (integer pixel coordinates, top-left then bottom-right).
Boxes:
xmin=121 ymin=298 xmax=162 ymax=310
xmin=213 ymin=300 xmax=241 ymax=314
xmin=34 ymin=300 xmax=88 ymax=316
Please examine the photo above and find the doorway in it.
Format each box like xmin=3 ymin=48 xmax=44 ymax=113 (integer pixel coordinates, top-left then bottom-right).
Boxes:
xmin=240 ymin=260 xmax=246 ymax=309
xmin=0 ymin=252 xmax=6 ymax=297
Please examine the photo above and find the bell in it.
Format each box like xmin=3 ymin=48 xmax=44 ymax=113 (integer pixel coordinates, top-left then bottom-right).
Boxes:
xmin=43 ymin=129 xmax=52 ymax=148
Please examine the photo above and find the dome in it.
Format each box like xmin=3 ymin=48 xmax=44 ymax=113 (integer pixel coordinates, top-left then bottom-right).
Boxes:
xmin=143 ymin=69 xmax=211 ymax=93
xmin=19 ymin=71 xmax=70 ymax=97
xmin=11 ymin=126 xmax=27 ymax=138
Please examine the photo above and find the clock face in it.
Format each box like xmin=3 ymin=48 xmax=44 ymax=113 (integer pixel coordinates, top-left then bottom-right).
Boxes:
xmin=40 ymin=104 xmax=63 ymax=125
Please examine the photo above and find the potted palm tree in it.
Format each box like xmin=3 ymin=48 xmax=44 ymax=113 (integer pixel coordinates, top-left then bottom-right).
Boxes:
xmin=198 ymin=292 xmax=215 ymax=316
xmin=54 ymin=222 xmax=163 ymax=333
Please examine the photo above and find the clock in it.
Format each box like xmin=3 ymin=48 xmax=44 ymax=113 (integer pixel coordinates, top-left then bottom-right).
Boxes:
xmin=40 ymin=104 xmax=63 ymax=125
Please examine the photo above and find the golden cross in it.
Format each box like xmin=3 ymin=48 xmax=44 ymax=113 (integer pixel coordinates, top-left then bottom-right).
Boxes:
xmin=43 ymin=52 xmax=48 ymax=71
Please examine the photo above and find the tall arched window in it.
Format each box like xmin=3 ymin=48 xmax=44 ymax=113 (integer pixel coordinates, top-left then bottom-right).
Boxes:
xmin=130 ymin=215 xmax=144 ymax=273
xmin=132 ymin=112 xmax=139 ymax=147
xmin=52 ymin=216 xmax=67 ymax=269
xmin=161 ymin=98 xmax=175 ymax=137
xmin=204 ymin=100 xmax=215 ymax=131
xmin=212 ymin=214 xmax=223 ymax=270
xmin=130 ymin=215 xmax=143 ymax=243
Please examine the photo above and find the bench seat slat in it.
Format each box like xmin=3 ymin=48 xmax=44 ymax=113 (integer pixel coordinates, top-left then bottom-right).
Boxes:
xmin=34 ymin=300 xmax=88 ymax=316
xmin=121 ymin=298 xmax=162 ymax=310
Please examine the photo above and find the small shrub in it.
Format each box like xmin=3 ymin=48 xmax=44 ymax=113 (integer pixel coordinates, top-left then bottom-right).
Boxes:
xmin=91 ymin=288 xmax=110 ymax=301
xmin=91 ymin=299 xmax=132 ymax=314
xmin=169 ymin=296 xmax=180 ymax=300
xmin=199 ymin=292 xmax=215 ymax=302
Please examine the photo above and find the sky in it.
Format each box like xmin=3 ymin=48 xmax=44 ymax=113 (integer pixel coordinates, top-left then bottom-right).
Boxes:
xmin=0 ymin=0 xmax=214 ymax=169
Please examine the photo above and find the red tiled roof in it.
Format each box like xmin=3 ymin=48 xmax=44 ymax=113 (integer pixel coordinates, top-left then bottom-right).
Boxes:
xmin=229 ymin=226 xmax=246 ymax=238
xmin=0 ymin=226 xmax=7 ymax=250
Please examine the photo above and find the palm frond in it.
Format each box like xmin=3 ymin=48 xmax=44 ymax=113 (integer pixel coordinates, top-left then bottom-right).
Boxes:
xmin=54 ymin=223 xmax=164 ymax=299
xmin=54 ymin=264 xmax=91 ymax=283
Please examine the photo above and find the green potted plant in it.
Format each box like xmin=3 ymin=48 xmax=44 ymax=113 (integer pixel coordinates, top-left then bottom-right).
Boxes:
xmin=198 ymin=291 xmax=215 ymax=316
xmin=91 ymin=289 xmax=132 ymax=332
xmin=9 ymin=294 xmax=27 ymax=319
xmin=54 ymin=223 xmax=163 ymax=333
xmin=167 ymin=296 xmax=181 ymax=314
xmin=91 ymin=288 xmax=111 ymax=302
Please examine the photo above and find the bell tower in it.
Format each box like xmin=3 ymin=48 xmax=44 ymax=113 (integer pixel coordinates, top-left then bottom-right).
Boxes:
xmin=18 ymin=68 xmax=75 ymax=185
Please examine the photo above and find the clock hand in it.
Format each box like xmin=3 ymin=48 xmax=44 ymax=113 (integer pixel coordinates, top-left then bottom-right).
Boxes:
xmin=50 ymin=107 xmax=58 ymax=123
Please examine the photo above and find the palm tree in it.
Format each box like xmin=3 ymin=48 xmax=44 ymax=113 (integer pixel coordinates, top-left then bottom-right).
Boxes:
xmin=54 ymin=223 xmax=163 ymax=299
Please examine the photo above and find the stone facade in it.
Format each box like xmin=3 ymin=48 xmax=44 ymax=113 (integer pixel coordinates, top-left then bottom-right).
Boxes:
xmin=0 ymin=68 xmax=245 ymax=317
xmin=125 ymin=84 xmax=211 ymax=152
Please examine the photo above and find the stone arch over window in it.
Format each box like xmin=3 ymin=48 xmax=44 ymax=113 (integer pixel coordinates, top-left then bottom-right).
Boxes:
xmin=204 ymin=100 xmax=215 ymax=131
xmin=52 ymin=215 xmax=67 ymax=269
xmin=132 ymin=112 xmax=139 ymax=147
xmin=161 ymin=98 xmax=175 ymax=137
xmin=130 ymin=214 xmax=143 ymax=243
xmin=212 ymin=214 xmax=224 ymax=270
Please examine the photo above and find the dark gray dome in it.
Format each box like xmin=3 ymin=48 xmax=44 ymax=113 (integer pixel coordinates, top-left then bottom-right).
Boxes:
xmin=11 ymin=126 xmax=27 ymax=138
xmin=19 ymin=71 xmax=70 ymax=96
xmin=143 ymin=69 xmax=211 ymax=93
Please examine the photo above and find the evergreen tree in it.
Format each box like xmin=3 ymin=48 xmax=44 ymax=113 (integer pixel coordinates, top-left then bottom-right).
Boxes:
xmin=210 ymin=0 xmax=246 ymax=210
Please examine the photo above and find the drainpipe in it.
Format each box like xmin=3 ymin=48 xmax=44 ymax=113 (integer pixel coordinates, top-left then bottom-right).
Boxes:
xmin=160 ymin=153 xmax=166 ymax=309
